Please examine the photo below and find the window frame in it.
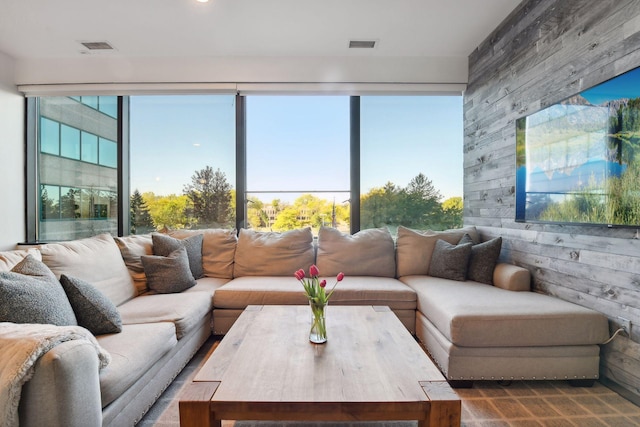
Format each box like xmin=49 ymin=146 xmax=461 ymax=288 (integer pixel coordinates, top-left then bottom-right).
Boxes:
xmin=26 ymin=93 xmax=461 ymax=241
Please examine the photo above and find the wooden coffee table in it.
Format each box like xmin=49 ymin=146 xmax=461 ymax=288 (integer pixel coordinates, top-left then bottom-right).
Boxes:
xmin=179 ymin=305 xmax=460 ymax=427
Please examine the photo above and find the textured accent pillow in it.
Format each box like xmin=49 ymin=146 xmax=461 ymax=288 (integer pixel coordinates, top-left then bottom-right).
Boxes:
xmin=316 ymin=227 xmax=396 ymax=277
xmin=60 ymin=275 xmax=122 ymax=335
xmin=141 ymin=247 xmax=197 ymax=293
xmin=233 ymin=228 xmax=315 ymax=277
xmin=152 ymin=233 xmax=204 ymax=279
xmin=0 ymin=255 xmax=78 ymax=326
xmin=459 ymin=234 xmax=502 ymax=285
xmin=428 ymin=239 xmax=472 ymax=281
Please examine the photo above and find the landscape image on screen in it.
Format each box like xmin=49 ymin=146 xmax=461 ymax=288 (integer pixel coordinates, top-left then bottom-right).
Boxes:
xmin=516 ymin=66 xmax=640 ymax=226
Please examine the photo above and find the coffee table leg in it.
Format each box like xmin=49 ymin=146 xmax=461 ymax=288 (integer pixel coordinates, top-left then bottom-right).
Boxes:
xmin=179 ymin=381 xmax=220 ymax=427
xmin=420 ymin=381 xmax=461 ymax=427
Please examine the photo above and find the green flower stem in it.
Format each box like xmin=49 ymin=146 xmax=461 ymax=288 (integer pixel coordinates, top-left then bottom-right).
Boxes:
xmin=309 ymin=302 xmax=327 ymax=343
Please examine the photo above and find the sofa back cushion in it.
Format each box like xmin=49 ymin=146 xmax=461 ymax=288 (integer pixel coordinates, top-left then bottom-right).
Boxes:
xmin=316 ymin=227 xmax=396 ymax=277
xmin=169 ymin=228 xmax=237 ymax=279
xmin=0 ymin=248 xmax=42 ymax=272
xmin=40 ymin=233 xmax=136 ymax=307
xmin=233 ymin=228 xmax=314 ymax=277
xmin=395 ymin=225 xmax=479 ymax=277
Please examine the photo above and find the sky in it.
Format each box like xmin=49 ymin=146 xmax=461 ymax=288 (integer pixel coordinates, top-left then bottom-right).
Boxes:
xmin=129 ymin=95 xmax=463 ymax=203
xmin=581 ymin=66 xmax=640 ymax=105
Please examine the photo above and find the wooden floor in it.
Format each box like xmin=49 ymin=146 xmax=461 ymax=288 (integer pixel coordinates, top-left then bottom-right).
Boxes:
xmin=137 ymin=338 xmax=640 ymax=427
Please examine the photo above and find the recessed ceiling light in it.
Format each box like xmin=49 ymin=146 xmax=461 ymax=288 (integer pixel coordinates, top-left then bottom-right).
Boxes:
xmin=349 ymin=40 xmax=377 ymax=49
xmin=196 ymin=0 xmax=209 ymax=3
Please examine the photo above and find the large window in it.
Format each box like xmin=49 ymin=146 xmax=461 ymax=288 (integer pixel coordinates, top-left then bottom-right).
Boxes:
xmin=245 ymin=96 xmax=351 ymax=233
xmin=129 ymin=95 xmax=236 ymax=234
xmin=360 ymin=96 xmax=463 ymax=233
xmin=35 ymin=96 xmax=119 ymax=241
xmin=27 ymin=93 xmax=463 ymax=241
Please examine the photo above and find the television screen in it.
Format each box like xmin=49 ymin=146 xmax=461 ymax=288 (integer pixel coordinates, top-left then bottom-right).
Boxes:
xmin=515 ymin=66 xmax=640 ymax=226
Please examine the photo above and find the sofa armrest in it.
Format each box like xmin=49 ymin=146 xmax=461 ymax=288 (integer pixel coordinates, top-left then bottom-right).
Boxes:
xmin=493 ymin=263 xmax=531 ymax=291
xmin=19 ymin=340 xmax=102 ymax=427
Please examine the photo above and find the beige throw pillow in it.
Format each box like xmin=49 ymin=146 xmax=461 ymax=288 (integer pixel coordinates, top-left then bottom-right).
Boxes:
xmin=233 ymin=228 xmax=315 ymax=277
xmin=114 ymin=234 xmax=154 ymax=295
xmin=395 ymin=225 xmax=479 ymax=277
xmin=316 ymin=227 xmax=396 ymax=277
xmin=169 ymin=229 xmax=237 ymax=279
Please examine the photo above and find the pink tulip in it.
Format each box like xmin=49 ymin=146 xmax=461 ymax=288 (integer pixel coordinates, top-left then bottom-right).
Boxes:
xmin=320 ymin=279 xmax=327 ymax=288
xmin=294 ymin=269 xmax=305 ymax=280
xmin=336 ymin=272 xmax=345 ymax=282
xmin=309 ymin=264 xmax=319 ymax=277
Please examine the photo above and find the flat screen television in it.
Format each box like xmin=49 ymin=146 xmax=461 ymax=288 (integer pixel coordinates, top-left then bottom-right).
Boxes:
xmin=515 ymin=66 xmax=640 ymax=227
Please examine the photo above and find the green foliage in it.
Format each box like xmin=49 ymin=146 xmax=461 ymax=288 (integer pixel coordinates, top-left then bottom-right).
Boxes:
xmin=142 ymin=192 xmax=192 ymax=230
xmin=60 ymin=188 xmax=80 ymax=219
xmin=130 ymin=189 xmax=154 ymax=234
xmin=441 ymin=196 xmax=463 ymax=229
xmin=183 ymin=166 xmax=233 ymax=228
xmin=272 ymin=207 xmax=301 ymax=231
xmin=539 ymin=162 xmax=640 ymax=225
xmin=360 ymin=173 xmax=456 ymax=231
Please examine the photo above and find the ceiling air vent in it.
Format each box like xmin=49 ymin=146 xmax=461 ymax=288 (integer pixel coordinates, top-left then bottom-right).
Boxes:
xmin=80 ymin=41 xmax=114 ymax=51
xmin=349 ymin=40 xmax=376 ymax=49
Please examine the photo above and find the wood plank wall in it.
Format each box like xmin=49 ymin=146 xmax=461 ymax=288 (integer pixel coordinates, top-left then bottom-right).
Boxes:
xmin=464 ymin=0 xmax=640 ymax=401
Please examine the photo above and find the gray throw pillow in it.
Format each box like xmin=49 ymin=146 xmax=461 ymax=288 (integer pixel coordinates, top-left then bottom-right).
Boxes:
xmin=152 ymin=233 xmax=204 ymax=279
xmin=0 ymin=255 xmax=78 ymax=326
xmin=428 ymin=239 xmax=472 ymax=281
xmin=60 ymin=275 xmax=122 ymax=335
xmin=459 ymin=234 xmax=502 ymax=285
xmin=141 ymin=247 xmax=197 ymax=293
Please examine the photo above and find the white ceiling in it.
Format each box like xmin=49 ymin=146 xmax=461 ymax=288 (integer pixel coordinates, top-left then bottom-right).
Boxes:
xmin=0 ymin=0 xmax=522 ymax=86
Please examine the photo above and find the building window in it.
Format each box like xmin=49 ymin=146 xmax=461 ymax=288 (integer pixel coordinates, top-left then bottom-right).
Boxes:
xmin=33 ymin=96 xmax=119 ymax=241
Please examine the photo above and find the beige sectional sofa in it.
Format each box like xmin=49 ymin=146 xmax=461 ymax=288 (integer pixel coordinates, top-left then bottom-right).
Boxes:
xmin=0 ymin=225 xmax=611 ymax=426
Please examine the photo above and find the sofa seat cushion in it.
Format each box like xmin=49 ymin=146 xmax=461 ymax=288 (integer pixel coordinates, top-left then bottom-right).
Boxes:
xmin=186 ymin=277 xmax=230 ymax=296
xmin=214 ymin=276 xmax=416 ymax=310
xmin=117 ymin=292 xmax=212 ymax=339
xmin=400 ymin=276 xmax=609 ymax=348
xmin=97 ymin=322 xmax=176 ymax=407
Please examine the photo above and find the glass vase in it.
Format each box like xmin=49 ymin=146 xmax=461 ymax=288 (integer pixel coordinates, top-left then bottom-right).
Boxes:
xmin=309 ymin=301 xmax=327 ymax=344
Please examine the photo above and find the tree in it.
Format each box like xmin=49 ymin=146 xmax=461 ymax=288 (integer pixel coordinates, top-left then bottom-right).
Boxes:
xmin=183 ymin=166 xmax=232 ymax=228
xmin=60 ymin=188 xmax=80 ymax=219
xmin=41 ymin=187 xmax=58 ymax=220
xmin=130 ymin=189 xmax=154 ymax=234
xmin=272 ymin=207 xmax=301 ymax=231
xmin=247 ymin=197 xmax=266 ymax=229
xmin=441 ymin=197 xmax=463 ymax=229
xmin=143 ymin=192 xmax=192 ymax=230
